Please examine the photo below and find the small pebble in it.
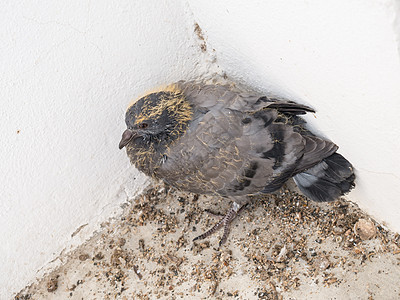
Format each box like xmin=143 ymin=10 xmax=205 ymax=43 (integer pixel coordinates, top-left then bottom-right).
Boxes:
xmin=94 ymin=252 xmax=104 ymax=260
xmin=78 ymin=254 xmax=89 ymax=261
xmin=47 ymin=276 xmax=58 ymax=293
xmin=354 ymin=219 xmax=376 ymax=240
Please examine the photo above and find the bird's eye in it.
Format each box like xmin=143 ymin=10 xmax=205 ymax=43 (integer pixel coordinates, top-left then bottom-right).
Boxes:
xmin=138 ymin=122 xmax=148 ymax=129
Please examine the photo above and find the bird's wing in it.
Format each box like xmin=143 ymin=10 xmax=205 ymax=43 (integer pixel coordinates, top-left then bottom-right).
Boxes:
xmin=157 ymin=82 xmax=335 ymax=197
xmin=293 ymin=136 xmax=338 ymax=173
xmin=177 ymin=81 xmax=315 ymax=115
xmin=157 ymin=97 xmax=307 ymax=197
xmin=178 ymin=81 xmax=337 ymax=172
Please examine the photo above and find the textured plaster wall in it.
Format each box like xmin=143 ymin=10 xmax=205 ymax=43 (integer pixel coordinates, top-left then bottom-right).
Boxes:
xmin=187 ymin=0 xmax=400 ymax=231
xmin=0 ymin=0 xmax=212 ymax=297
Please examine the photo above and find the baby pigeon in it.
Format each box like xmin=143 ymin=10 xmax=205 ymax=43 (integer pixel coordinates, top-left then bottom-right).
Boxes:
xmin=119 ymin=81 xmax=355 ymax=245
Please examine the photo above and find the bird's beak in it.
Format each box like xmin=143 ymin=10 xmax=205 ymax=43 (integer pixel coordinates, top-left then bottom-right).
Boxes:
xmin=119 ymin=129 xmax=136 ymax=149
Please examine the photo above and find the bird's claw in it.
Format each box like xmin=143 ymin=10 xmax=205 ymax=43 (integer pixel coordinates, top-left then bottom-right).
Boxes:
xmin=193 ymin=202 xmax=243 ymax=246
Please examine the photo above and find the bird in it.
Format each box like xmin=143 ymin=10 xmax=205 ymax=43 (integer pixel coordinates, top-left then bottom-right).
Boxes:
xmin=119 ymin=81 xmax=355 ymax=246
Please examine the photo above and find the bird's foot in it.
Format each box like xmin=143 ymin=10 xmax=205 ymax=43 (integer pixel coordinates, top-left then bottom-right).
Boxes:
xmin=193 ymin=201 xmax=244 ymax=247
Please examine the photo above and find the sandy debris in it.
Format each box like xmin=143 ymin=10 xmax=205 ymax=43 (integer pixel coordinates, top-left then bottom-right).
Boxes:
xmin=16 ymin=181 xmax=400 ymax=299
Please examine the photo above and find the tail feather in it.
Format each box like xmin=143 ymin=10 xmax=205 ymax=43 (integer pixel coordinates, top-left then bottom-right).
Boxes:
xmin=293 ymin=153 xmax=355 ymax=202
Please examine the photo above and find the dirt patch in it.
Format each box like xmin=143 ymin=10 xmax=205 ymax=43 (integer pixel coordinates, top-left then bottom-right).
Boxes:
xmin=194 ymin=22 xmax=207 ymax=52
xmin=16 ymin=181 xmax=400 ymax=299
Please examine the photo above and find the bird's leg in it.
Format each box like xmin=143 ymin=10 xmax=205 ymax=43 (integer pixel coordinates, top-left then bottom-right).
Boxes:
xmin=193 ymin=201 xmax=245 ymax=246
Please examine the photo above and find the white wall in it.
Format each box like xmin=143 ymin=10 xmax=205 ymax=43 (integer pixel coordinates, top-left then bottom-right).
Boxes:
xmin=0 ymin=0 xmax=213 ymax=297
xmin=187 ymin=0 xmax=400 ymax=232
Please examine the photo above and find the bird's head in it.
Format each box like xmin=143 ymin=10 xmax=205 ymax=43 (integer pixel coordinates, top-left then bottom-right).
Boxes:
xmin=119 ymin=86 xmax=193 ymax=151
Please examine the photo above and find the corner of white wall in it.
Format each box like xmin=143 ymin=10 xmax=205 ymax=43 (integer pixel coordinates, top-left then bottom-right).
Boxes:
xmin=0 ymin=1 xmax=218 ymax=297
